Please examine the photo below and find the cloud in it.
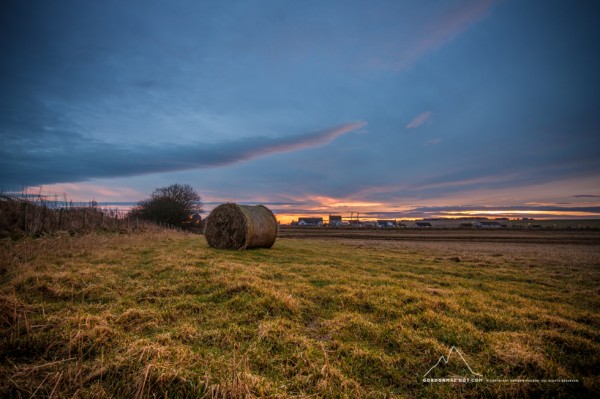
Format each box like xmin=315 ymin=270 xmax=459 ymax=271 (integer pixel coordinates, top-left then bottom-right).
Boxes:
xmin=252 ymin=121 xmax=367 ymax=155
xmin=425 ymin=138 xmax=442 ymax=145
xmin=24 ymin=182 xmax=145 ymax=202
xmin=0 ymin=121 xmax=367 ymax=186
xmin=406 ymin=111 xmax=433 ymax=129
xmin=422 ymin=0 xmax=495 ymax=46
xmin=368 ymin=0 xmax=496 ymax=71
xmin=574 ymin=194 xmax=600 ymax=198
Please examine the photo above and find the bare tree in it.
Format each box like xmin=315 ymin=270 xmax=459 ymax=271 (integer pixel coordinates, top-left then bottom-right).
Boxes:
xmin=131 ymin=184 xmax=202 ymax=226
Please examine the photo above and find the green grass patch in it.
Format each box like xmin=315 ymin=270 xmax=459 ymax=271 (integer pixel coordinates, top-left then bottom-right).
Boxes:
xmin=0 ymin=231 xmax=598 ymax=397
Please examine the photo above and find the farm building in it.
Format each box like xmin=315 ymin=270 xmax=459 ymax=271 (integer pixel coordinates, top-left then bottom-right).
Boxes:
xmin=329 ymin=215 xmax=343 ymax=226
xmin=189 ymin=212 xmax=202 ymax=224
xmin=419 ymin=218 xmax=475 ymax=228
xmin=377 ymin=220 xmax=396 ymax=228
xmin=477 ymin=221 xmax=504 ymax=228
xmin=298 ymin=217 xmax=324 ymax=226
xmin=414 ymin=221 xmax=432 ymax=228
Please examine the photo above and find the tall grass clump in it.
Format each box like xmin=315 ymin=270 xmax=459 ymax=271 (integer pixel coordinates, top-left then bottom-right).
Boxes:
xmin=0 ymin=191 xmax=167 ymax=239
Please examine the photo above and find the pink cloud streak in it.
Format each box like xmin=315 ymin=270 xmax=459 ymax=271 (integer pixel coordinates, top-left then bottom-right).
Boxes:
xmin=253 ymin=121 xmax=368 ymax=156
xmin=406 ymin=111 xmax=432 ymax=129
xmin=369 ymin=0 xmax=496 ymax=71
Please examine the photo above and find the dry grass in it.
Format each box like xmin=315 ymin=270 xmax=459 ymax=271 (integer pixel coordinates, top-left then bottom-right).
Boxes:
xmin=0 ymin=193 xmax=163 ymax=239
xmin=0 ymin=230 xmax=598 ymax=398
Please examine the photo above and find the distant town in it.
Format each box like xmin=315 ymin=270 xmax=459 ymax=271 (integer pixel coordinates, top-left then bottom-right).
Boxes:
xmin=286 ymin=215 xmax=588 ymax=229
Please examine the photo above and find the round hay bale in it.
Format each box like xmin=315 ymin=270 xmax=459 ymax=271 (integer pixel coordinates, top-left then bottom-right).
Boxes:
xmin=204 ymin=203 xmax=278 ymax=250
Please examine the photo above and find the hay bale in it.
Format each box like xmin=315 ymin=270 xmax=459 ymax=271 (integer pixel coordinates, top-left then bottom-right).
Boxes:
xmin=204 ymin=203 xmax=278 ymax=249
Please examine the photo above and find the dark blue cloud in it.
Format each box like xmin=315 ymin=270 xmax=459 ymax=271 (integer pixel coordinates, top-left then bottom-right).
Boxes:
xmin=0 ymin=121 xmax=365 ymax=186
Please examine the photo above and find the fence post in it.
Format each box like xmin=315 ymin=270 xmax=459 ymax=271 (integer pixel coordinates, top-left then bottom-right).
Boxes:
xmin=59 ymin=208 xmax=64 ymax=230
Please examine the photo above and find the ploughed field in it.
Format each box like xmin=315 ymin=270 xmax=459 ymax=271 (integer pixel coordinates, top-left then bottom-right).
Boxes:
xmin=279 ymin=225 xmax=600 ymax=245
xmin=1 ymin=229 xmax=598 ymax=398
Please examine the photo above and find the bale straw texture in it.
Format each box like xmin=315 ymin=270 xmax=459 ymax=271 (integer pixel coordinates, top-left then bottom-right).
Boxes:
xmin=204 ymin=203 xmax=278 ymax=249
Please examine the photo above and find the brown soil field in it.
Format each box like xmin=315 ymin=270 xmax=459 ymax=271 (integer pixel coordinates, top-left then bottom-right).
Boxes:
xmin=278 ymin=226 xmax=600 ymax=245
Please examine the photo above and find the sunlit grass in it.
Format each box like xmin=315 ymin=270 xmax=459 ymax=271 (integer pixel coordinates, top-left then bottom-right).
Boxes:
xmin=1 ymin=231 xmax=598 ymax=397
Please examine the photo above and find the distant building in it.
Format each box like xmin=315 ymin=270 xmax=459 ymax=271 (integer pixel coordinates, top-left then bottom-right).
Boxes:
xmin=190 ymin=212 xmax=202 ymax=224
xmin=329 ymin=215 xmax=343 ymax=226
xmin=377 ymin=220 xmax=396 ymax=228
xmin=349 ymin=220 xmax=364 ymax=227
xmin=298 ymin=217 xmax=323 ymax=226
xmin=477 ymin=221 xmax=503 ymax=228
xmin=414 ymin=221 xmax=432 ymax=228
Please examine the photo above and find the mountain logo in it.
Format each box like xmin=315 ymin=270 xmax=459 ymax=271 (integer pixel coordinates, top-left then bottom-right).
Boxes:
xmin=423 ymin=346 xmax=483 ymax=382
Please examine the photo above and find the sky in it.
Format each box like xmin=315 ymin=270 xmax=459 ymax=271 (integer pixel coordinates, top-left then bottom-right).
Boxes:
xmin=1 ymin=0 xmax=599 ymax=222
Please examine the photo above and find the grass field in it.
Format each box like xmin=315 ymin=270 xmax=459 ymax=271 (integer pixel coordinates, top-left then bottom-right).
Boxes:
xmin=1 ymin=230 xmax=599 ymax=398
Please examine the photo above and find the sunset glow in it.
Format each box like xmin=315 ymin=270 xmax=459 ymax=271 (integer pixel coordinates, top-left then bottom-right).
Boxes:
xmin=444 ymin=210 xmax=600 ymax=218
